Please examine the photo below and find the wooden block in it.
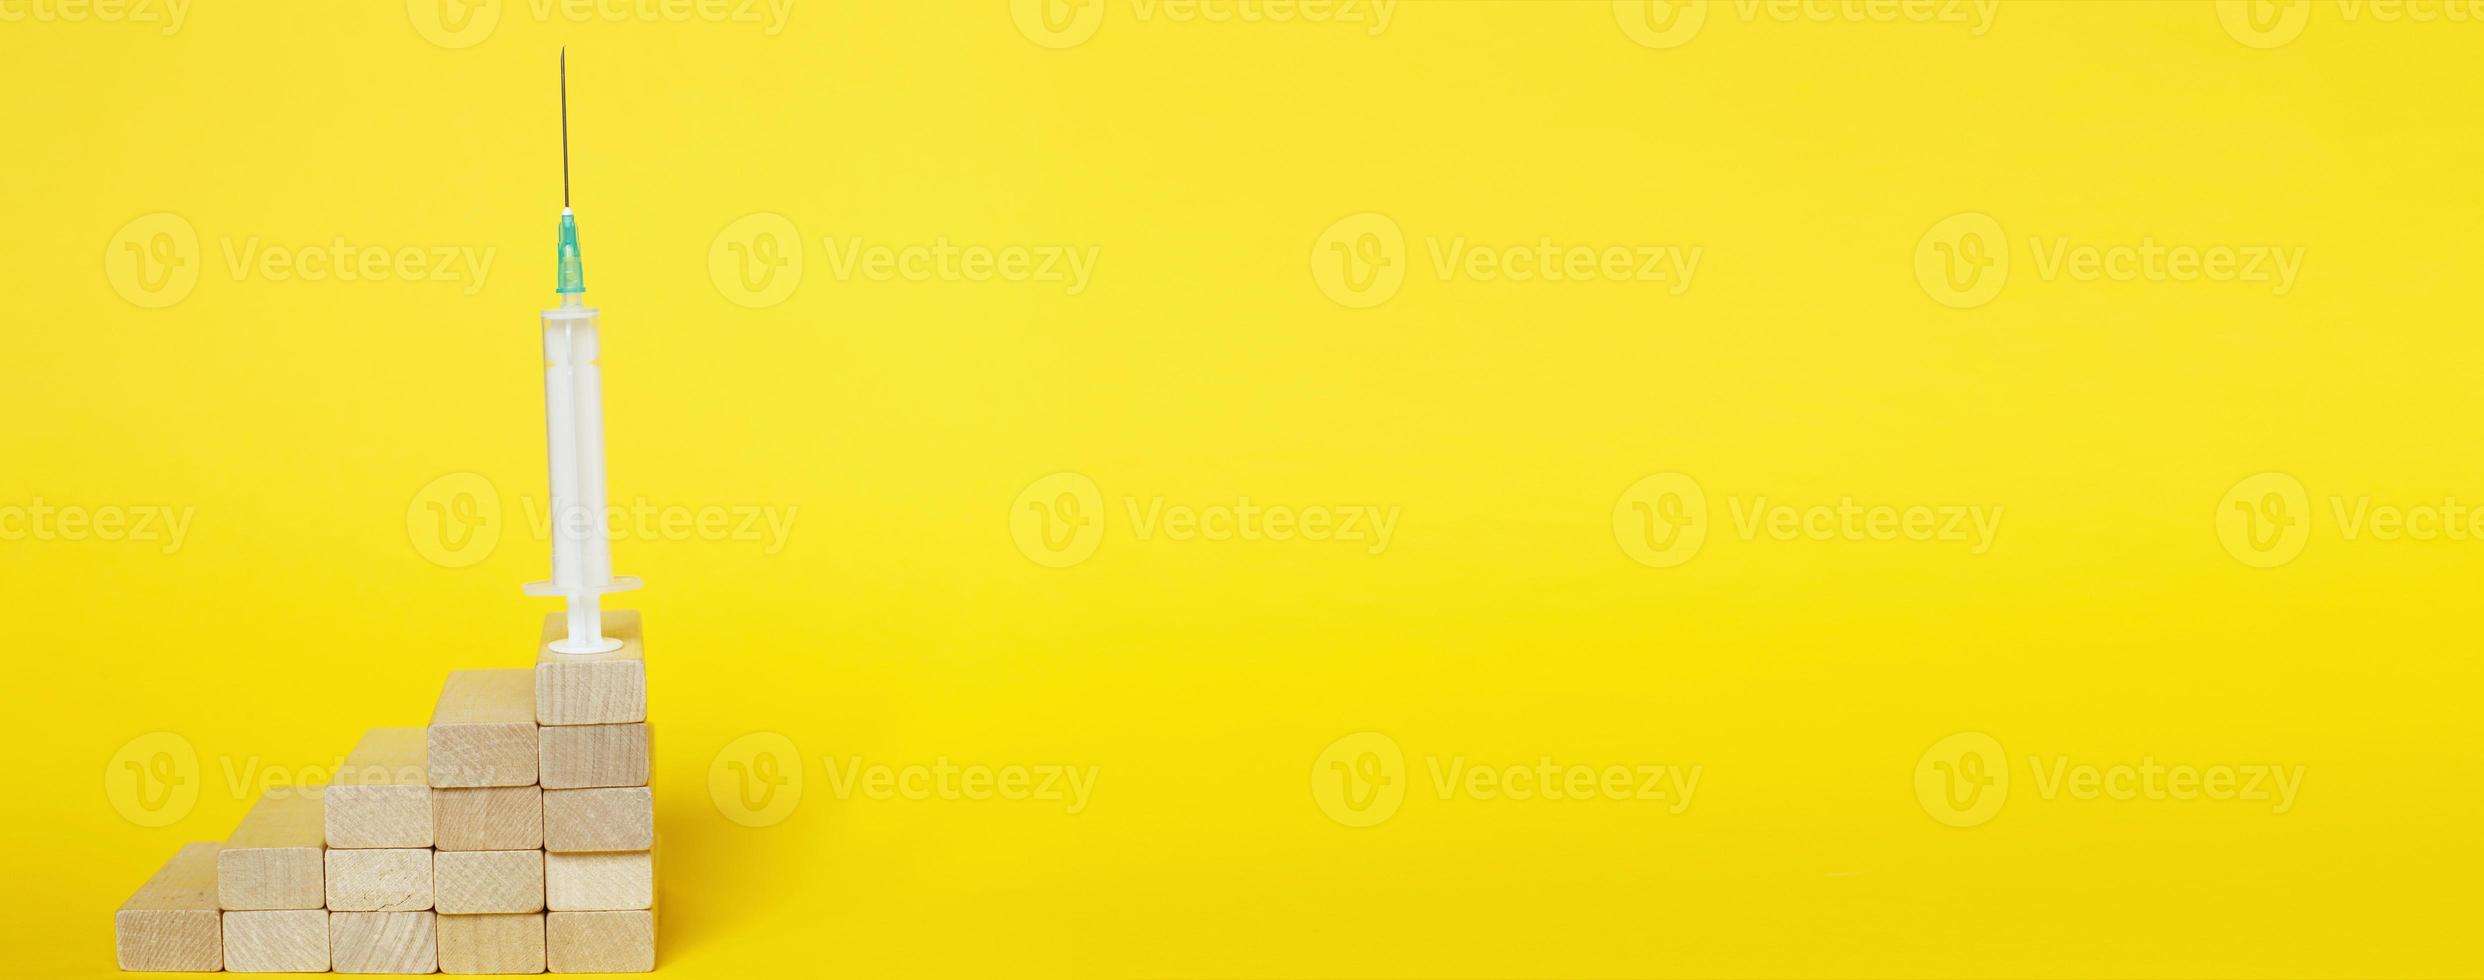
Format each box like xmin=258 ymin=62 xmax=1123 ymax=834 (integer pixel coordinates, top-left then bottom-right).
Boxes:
xmin=546 ymin=907 xmax=653 ymax=974
xmin=536 ymin=610 xmax=647 ymax=725
xmin=544 ymin=787 xmax=653 ymax=852
xmin=223 ymin=909 xmax=327 ymax=972
xmin=538 ymin=723 xmax=649 ymax=789
xmin=328 ymin=727 xmax=433 ymax=848
xmin=431 ymin=669 xmax=540 ymax=787
xmin=545 ymin=850 xmax=652 ymax=911
xmin=436 ymin=849 xmax=545 ymax=914
xmin=326 ymin=847 xmax=433 ymax=912
xmin=115 ymin=841 xmax=223 ymax=971
xmin=436 ymin=785 xmax=543 ymax=851
xmin=331 ymin=910 xmax=437 ymax=974
xmin=439 ymin=912 xmax=546 ymax=975
xmin=218 ymin=788 xmax=324 ymax=910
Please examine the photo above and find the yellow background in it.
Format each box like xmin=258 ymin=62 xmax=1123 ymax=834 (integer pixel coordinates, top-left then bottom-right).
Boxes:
xmin=6 ymin=1 xmax=2482 ymax=976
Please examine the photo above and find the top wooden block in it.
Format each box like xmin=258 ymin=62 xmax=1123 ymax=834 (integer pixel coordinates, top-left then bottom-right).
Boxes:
xmin=430 ymin=669 xmax=539 ymax=787
xmin=327 ymin=728 xmax=432 ymax=848
xmin=536 ymin=610 xmax=647 ymax=726
xmin=219 ymin=789 xmax=325 ymax=910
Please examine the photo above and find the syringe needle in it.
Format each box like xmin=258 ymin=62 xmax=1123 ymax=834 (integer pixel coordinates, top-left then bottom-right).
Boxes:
xmin=559 ymin=48 xmax=570 ymax=209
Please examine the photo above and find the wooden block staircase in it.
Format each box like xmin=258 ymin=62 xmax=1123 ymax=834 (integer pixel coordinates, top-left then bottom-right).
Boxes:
xmin=115 ymin=612 xmax=655 ymax=974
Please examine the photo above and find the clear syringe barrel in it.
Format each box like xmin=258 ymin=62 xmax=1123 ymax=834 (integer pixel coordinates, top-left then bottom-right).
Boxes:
xmin=542 ymin=300 xmax=614 ymax=642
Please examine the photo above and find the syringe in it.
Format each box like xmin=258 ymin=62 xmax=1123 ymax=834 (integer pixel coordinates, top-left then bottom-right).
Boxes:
xmin=526 ymin=49 xmax=639 ymax=654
